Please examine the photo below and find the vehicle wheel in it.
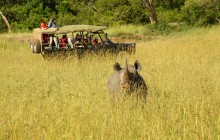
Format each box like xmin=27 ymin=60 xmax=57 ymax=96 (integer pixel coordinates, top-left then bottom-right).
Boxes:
xmin=30 ymin=41 xmax=34 ymax=53
xmin=33 ymin=39 xmax=41 ymax=54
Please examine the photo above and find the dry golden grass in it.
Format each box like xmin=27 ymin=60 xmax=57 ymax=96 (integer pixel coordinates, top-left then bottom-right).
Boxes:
xmin=0 ymin=26 xmax=220 ymax=139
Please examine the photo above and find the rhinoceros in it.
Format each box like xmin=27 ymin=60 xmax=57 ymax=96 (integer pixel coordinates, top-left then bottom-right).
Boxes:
xmin=107 ymin=59 xmax=148 ymax=101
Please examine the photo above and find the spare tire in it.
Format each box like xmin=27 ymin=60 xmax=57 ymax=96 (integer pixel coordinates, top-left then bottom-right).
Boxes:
xmin=33 ymin=39 xmax=41 ymax=54
xmin=30 ymin=41 xmax=34 ymax=53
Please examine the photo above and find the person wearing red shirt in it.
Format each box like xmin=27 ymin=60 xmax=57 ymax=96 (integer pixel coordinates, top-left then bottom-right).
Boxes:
xmin=93 ymin=37 xmax=99 ymax=45
xmin=61 ymin=34 xmax=68 ymax=48
xmin=40 ymin=19 xmax=48 ymax=43
xmin=40 ymin=19 xmax=47 ymax=29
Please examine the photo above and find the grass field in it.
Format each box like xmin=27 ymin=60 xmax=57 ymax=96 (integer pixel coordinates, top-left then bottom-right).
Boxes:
xmin=0 ymin=25 xmax=220 ymax=139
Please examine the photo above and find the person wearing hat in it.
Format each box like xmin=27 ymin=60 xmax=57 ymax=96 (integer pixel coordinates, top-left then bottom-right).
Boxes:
xmin=48 ymin=18 xmax=57 ymax=28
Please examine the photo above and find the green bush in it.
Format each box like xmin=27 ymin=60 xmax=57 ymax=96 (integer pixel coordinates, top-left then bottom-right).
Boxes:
xmin=157 ymin=8 xmax=182 ymax=23
xmin=0 ymin=20 xmax=8 ymax=33
xmin=181 ymin=1 xmax=217 ymax=26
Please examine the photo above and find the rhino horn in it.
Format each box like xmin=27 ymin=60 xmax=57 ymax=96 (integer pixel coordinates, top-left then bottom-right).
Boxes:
xmin=125 ymin=59 xmax=129 ymax=73
xmin=123 ymin=59 xmax=130 ymax=78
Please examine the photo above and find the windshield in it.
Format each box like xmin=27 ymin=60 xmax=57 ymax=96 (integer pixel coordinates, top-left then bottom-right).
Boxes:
xmin=98 ymin=31 xmax=108 ymax=42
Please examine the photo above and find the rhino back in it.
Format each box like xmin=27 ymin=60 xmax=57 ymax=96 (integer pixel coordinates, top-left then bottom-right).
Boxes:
xmin=135 ymin=74 xmax=148 ymax=95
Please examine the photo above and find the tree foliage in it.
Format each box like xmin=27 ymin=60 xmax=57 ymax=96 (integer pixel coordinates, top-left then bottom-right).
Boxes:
xmin=0 ymin=0 xmax=219 ymax=32
xmin=181 ymin=0 xmax=218 ymax=26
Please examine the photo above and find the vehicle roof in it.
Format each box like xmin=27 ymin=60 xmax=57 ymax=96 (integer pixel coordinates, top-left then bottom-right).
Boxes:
xmin=33 ymin=28 xmax=58 ymax=34
xmin=34 ymin=25 xmax=108 ymax=34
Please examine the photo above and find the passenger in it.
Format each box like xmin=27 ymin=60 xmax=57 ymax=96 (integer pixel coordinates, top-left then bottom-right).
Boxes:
xmin=67 ymin=37 xmax=74 ymax=48
xmin=48 ymin=18 xmax=57 ymax=28
xmin=93 ymin=37 xmax=99 ymax=45
xmin=54 ymin=36 xmax=58 ymax=49
xmin=42 ymin=34 xmax=49 ymax=43
xmin=83 ymin=39 xmax=89 ymax=45
xmin=40 ymin=19 xmax=48 ymax=43
xmin=49 ymin=34 xmax=58 ymax=50
xmin=74 ymin=33 xmax=81 ymax=43
xmin=61 ymin=34 xmax=68 ymax=48
xmin=40 ymin=19 xmax=47 ymax=29
xmin=74 ymin=34 xmax=84 ymax=48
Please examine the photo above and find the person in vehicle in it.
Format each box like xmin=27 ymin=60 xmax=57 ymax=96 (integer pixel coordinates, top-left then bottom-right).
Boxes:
xmin=61 ymin=34 xmax=68 ymax=48
xmin=49 ymin=34 xmax=58 ymax=50
xmin=67 ymin=37 xmax=74 ymax=48
xmin=40 ymin=19 xmax=47 ymax=29
xmin=48 ymin=18 xmax=57 ymax=28
xmin=74 ymin=34 xmax=85 ymax=48
xmin=83 ymin=38 xmax=89 ymax=45
xmin=40 ymin=19 xmax=48 ymax=43
xmin=74 ymin=33 xmax=81 ymax=42
xmin=93 ymin=37 xmax=99 ymax=45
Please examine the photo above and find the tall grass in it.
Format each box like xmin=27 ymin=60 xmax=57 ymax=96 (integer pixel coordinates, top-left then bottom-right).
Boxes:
xmin=107 ymin=24 xmax=147 ymax=37
xmin=0 ymin=26 xmax=220 ymax=139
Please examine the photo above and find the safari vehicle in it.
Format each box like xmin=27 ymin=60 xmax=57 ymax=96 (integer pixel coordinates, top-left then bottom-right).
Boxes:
xmin=30 ymin=25 xmax=136 ymax=59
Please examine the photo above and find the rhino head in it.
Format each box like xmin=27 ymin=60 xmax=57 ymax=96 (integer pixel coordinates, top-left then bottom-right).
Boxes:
xmin=107 ymin=59 xmax=147 ymax=101
xmin=113 ymin=59 xmax=143 ymax=93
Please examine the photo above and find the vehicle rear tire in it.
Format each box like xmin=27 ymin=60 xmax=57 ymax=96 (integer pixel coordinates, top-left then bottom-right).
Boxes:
xmin=33 ymin=39 xmax=41 ymax=54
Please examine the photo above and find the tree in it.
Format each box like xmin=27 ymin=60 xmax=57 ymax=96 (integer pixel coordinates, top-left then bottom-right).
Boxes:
xmin=153 ymin=0 xmax=185 ymax=10
xmin=142 ymin=0 xmax=158 ymax=24
xmin=182 ymin=0 xmax=218 ymax=26
xmin=0 ymin=11 xmax=11 ymax=32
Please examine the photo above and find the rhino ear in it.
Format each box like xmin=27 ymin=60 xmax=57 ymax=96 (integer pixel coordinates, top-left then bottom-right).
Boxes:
xmin=134 ymin=60 xmax=142 ymax=71
xmin=113 ymin=62 xmax=122 ymax=71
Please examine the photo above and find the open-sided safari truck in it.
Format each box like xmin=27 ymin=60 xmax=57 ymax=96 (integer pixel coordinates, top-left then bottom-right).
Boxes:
xmin=30 ymin=25 xmax=136 ymax=59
